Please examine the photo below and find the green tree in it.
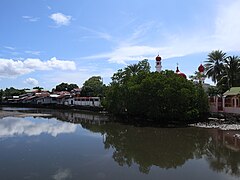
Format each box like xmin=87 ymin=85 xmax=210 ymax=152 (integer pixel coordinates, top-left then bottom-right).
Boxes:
xmin=33 ymin=86 xmax=44 ymax=92
xmin=105 ymin=61 xmax=209 ymax=123
xmin=189 ymin=71 xmax=207 ymax=83
xmin=204 ymin=50 xmax=227 ymax=83
xmin=3 ymin=87 xmax=25 ymax=98
xmin=219 ymin=56 xmax=240 ymax=89
xmin=204 ymin=51 xmax=240 ymax=94
xmin=207 ymin=87 xmax=219 ymax=96
xmin=55 ymin=82 xmax=78 ymax=92
xmin=81 ymin=76 xmax=105 ymax=97
xmin=111 ymin=59 xmax=150 ymax=85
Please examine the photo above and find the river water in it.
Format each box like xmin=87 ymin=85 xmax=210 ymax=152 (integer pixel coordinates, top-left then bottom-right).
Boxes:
xmin=0 ymin=107 xmax=240 ymax=180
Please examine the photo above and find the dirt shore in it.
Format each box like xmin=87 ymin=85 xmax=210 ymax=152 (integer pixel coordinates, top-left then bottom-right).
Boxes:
xmin=0 ymin=110 xmax=52 ymax=118
xmin=0 ymin=110 xmax=21 ymax=118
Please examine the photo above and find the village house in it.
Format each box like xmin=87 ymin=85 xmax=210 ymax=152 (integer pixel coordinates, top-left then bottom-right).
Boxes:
xmin=209 ymin=87 xmax=240 ymax=114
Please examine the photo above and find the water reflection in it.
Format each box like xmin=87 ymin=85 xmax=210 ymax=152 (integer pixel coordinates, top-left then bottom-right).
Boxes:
xmin=0 ymin=117 xmax=77 ymax=138
xmin=81 ymin=122 xmax=240 ymax=176
xmin=205 ymin=129 xmax=240 ymax=176
xmin=0 ymin=107 xmax=240 ymax=179
xmin=52 ymin=168 xmax=72 ymax=180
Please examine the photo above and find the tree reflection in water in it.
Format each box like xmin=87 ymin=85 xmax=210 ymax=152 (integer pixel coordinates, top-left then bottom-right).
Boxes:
xmin=82 ymin=122 xmax=240 ymax=176
xmin=82 ymin=123 xmax=207 ymax=173
xmin=5 ymin=108 xmax=240 ymax=177
xmin=205 ymin=129 xmax=240 ymax=177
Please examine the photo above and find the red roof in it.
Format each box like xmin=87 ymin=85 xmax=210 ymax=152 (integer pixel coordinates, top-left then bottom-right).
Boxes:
xmin=177 ymin=72 xmax=187 ymax=79
xmin=176 ymin=66 xmax=186 ymax=79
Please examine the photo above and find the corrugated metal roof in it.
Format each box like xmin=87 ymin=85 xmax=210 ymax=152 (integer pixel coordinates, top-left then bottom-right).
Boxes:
xmin=223 ymin=87 xmax=240 ymax=96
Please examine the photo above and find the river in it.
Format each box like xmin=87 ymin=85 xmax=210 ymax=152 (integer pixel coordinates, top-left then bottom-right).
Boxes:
xmin=0 ymin=107 xmax=239 ymax=180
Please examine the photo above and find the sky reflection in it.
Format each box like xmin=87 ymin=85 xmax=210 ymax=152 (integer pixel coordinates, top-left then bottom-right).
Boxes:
xmin=0 ymin=117 xmax=77 ymax=138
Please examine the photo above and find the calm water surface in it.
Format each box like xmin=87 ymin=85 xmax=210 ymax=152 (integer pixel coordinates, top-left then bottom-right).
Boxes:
xmin=0 ymin=107 xmax=240 ymax=180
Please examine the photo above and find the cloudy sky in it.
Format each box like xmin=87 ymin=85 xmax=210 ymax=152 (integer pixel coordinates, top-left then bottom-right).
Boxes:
xmin=1 ymin=0 xmax=240 ymax=89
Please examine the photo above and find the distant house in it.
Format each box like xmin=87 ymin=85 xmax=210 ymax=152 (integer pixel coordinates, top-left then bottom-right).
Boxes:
xmin=4 ymin=88 xmax=102 ymax=108
xmin=209 ymin=87 xmax=240 ymax=114
xmin=222 ymin=87 xmax=240 ymax=114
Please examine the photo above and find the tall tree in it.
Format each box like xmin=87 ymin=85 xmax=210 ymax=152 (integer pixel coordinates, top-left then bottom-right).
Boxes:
xmin=81 ymin=76 xmax=105 ymax=97
xmin=111 ymin=59 xmax=150 ymax=85
xmin=204 ymin=50 xmax=227 ymax=83
xmin=223 ymin=56 xmax=240 ymax=88
xmin=105 ymin=60 xmax=209 ymax=122
xmin=55 ymin=82 xmax=78 ymax=92
xmin=3 ymin=87 xmax=25 ymax=98
xmin=33 ymin=86 xmax=44 ymax=92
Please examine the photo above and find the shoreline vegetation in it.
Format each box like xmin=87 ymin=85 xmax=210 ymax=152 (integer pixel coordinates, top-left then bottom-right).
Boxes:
xmin=1 ymin=50 xmax=240 ymax=125
xmin=1 ymin=107 xmax=240 ymax=131
xmin=104 ymin=60 xmax=209 ymax=124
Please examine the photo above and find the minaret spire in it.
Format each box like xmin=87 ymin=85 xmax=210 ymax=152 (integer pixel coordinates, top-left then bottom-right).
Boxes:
xmin=155 ymin=54 xmax=162 ymax=72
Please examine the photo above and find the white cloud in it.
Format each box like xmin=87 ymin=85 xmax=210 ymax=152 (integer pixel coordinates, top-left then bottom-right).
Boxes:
xmin=4 ymin=46 xmax=15 ymax=51
xmin=84 ymin=0 xmax=240 ymax=64
xmin=25 ymin=50 xmax=41 ymax=56
xmin=79 ymin=26 xmax=112 ymax=41
xmin=47 ymin=57 xmax=76 ymax=70
xmin=0 ymin=57 xmax=76 ymax=78
xmin=50 ymin=13 xmax=72 ymax=26
xmin=22 ymin=15 xmax=39 ymax=22
xmin=214 ymin=0 xmax=240 ymax=50
xmin=24 ymin=78 xmax=39 ymax=86
xmin=40 ymin=66 xmax=115 ymax=88
xmin=85 ymin=45 xmax=174 ymax=64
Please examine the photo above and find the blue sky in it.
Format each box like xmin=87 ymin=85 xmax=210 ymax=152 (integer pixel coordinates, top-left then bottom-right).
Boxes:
xmin=1 ymin=0 xmax=240 ymax=90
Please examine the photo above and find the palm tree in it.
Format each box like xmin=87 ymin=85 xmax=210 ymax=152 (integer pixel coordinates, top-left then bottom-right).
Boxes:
xmin=125 ymin=64 xmax=140 ymax=76
xmin=218 ymin=56 xmax=240 ymax=89
xmin=124 ymin=59 xmax=150 ymax=76
xmin=204 ymin=50 xmax=227 ymax=83
xmin=189 ymin=71 xmax=207 ymax=83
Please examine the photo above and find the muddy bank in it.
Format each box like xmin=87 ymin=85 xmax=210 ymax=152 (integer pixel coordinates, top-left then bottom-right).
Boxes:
xmin=0 ymin=110 xmax=52 ymax=119
xmin=190 ymin=122 xmax=240 ymax=130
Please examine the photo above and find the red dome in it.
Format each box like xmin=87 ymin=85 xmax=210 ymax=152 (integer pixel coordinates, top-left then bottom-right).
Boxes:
xmin=198 ymin=64 xmax=204 ymax=73
xmin=177 ymin=72 xmax=187 ymax=79
xmin=156 ymin=55 xmax=161 ymax=61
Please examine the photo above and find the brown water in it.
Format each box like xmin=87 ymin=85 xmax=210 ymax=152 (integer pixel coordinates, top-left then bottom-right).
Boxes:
xmin=0 ymin=107 xmax=240 ymax=180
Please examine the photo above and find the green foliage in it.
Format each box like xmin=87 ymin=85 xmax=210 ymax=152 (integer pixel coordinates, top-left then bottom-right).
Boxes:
xmin=207 ymin=87 xmax=219 ymax=96
xmin=81 ymin=76 xmax=106 ymax=97
xmin=204 ymin=50 xmax=240 ymax=93
xmin=3 ymin=87 xmax=26 ymax=98
xmin=189 ymin=71 xmax=207 ymax=82
xmin=205 ymin=50 xmax=226 ymax=83
xmin=55 ymin=82 xmax=78 ymax=92
xmin=0 ymin=89 xmax=3 ymax=102
xmin=33 ymin=86 xmax=44 ymax=91
xmin=105 ymin=60 xmax=209 ymax=123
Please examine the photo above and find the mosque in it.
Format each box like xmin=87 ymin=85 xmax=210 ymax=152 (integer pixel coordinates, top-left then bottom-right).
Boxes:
xmin=155 ymin=54 xmax=205 ymax=81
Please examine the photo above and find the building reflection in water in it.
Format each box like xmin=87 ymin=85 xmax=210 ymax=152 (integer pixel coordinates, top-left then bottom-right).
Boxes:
xmin=1 ymin=108 xmax=240 ymax=177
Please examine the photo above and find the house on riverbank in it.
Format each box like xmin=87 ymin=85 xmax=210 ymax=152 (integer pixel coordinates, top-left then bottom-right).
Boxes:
xmin=3 ymin=89 xmax=102 ymax=109
xmin=209 ymin=87 xmax=240 ymax=114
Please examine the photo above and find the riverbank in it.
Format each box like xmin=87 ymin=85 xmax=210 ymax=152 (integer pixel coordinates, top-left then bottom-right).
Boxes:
xmin=0 ymin=110 xmax=20 ymax=118
xmin=0 ymin=110 xmax=52 ymax=119
xmin=1 ymin=104 xmax=240 ymax=131
xmin=190 ymin=113 xmax=240 ymax=130
xmin=0 ymin=103 xmax=104 ymax=112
